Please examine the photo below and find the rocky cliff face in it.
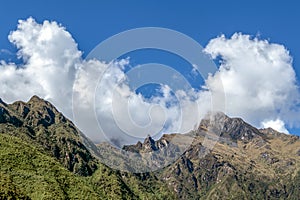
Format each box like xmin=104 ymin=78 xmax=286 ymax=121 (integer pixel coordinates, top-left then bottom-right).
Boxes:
xmin=121 ymin=112 xmax=300 ymax=199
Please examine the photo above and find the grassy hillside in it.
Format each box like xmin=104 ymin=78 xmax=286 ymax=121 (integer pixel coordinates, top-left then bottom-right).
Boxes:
xmin=0 ymin=134 xmax=102 ymax=199
xmin=0 ymin=96 xmax=98 ymax=176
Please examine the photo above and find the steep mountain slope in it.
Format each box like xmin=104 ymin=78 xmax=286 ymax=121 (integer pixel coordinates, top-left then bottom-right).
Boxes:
xmin=0 ymin=95 xmax=97 ymax=176
xmin=0 ymin=97 xmax=175 ymax=199
xmin=121 ymin=113 xmax=300 ymax=199
xmin=0 ymin=133 xmax=100 ymax=199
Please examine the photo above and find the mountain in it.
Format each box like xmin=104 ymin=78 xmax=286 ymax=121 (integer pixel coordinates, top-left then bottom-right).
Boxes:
xmin=0 ymin=95 xmax=97 ymax=176
xmin=0 ymin=96 xmax=175 ymax=199
xmin=0 ymin=96 xmax=299 ymax=199
xmin=121 ymin=112 xmax=300 ymax=199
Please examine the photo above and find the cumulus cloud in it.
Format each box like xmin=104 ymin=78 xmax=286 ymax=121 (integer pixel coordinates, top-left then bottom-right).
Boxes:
xmin=0 ymin=17 xmax=81 ymax=117
xmin=73 ymin=59 xmax=203 ymax=144
xmin=0 ymin=18 xmax=198 ymax=144
xmin=204 ymin=33 xmax=300 ymax=133
xmin=0 ymin=18 xmax=299 ymax=146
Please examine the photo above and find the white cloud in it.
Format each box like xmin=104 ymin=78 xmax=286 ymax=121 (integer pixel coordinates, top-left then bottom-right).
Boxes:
xmin=204 ymin=33 xmax=300 ymax=132
xmin=73 ymin=59 xmax=200 ymax=144
xmin=0 ymin=18 xmax=299 ymax=145
xmin=261 ymin=119 xmax=289 ymax=134
xmin=0 ymin=17 xmax=81 ymax=118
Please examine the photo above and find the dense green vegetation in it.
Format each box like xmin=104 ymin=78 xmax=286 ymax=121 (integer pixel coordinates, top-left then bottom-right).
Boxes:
xmin=0 ymin=134 xmax=100 ymax=199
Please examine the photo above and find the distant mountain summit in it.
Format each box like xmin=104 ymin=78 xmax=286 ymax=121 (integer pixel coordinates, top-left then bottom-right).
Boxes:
xmin=119 ymin=112 xmax=300 ymax=199
xmin=198 ymin=111 xmax=264 ymax=141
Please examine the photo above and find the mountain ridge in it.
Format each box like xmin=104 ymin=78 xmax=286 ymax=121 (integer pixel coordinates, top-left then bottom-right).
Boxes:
xmin=0 ymin=96 xmax=97 ymax=176
xmin=0 ymin=96 xmax=299 ymax=199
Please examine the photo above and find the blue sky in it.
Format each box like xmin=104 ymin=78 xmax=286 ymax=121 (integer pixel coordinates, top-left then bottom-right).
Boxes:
xmin=0 ymin=1 xmax=299 ymax=69
xmin=0 ymin=1 xmax=300 ymax=136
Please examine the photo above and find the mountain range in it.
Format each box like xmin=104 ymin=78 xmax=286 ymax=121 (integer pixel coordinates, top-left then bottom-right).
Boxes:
xmin=0 ymin=96 xmax=299 ymax=199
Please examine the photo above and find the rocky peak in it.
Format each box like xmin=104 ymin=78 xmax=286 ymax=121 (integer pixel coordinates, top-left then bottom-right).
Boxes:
xmin=124 ymin=112 xmax=265 ymax=154
xmin=1 ymin=96 xmax=59 ymax=128
xmin=28 ymin=95 xmax=44 ymax=103
xmin=198 ymin=112 xmax=264 ymax=142
xmin=21 ymin=96 xmax=66 ymax=127
xmin=143 ymin=135 xmax=157 ymax=151
xmin=27 ymin=95 xmax=58 ymax=113
xmin=123 ymin=135 xmax=159 ymax=153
